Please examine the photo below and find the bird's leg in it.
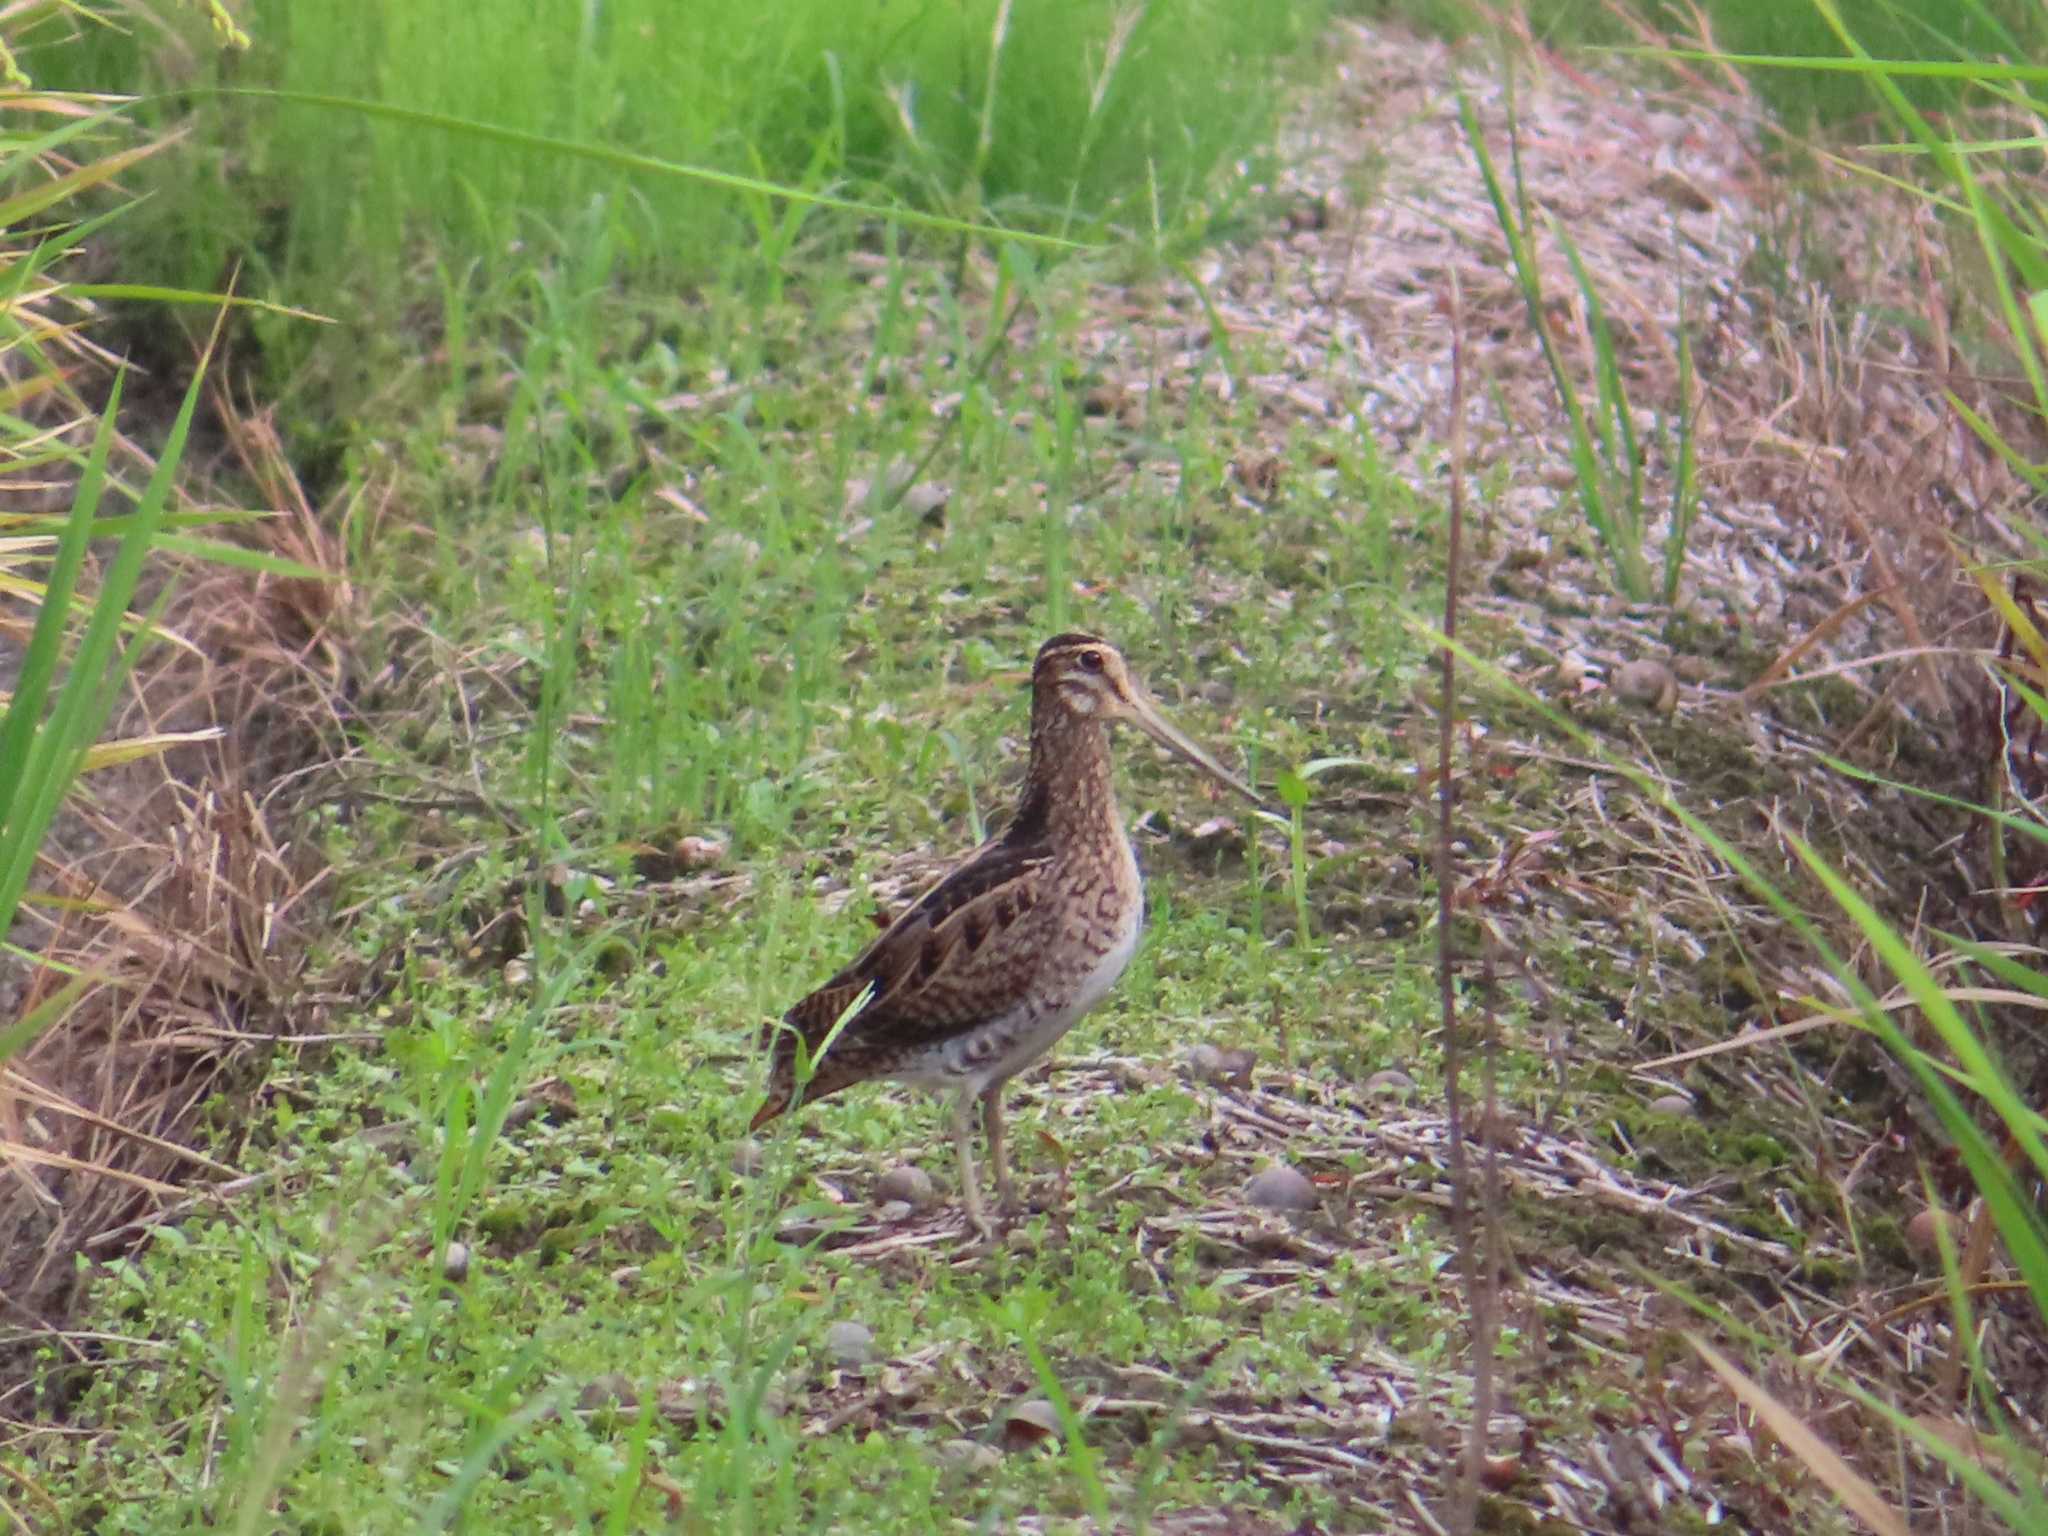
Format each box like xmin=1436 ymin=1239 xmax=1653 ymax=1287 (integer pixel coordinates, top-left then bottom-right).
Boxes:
xmin=951 ymin=1089 xmax=996 ymax=1243
xmin=982 ymin=1084 xmax=1017 ymax=1215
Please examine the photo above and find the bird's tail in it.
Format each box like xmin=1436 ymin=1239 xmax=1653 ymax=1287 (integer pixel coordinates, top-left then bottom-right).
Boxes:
xmin=748 ymin=1088 xmax=789 ymax=1132
xmin=749 ymin=1019 xmax=800 ymax=1131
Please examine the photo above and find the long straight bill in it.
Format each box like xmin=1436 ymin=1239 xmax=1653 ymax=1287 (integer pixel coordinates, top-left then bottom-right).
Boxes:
xmin=1126 ymin=691 xmax=1267 ymax=810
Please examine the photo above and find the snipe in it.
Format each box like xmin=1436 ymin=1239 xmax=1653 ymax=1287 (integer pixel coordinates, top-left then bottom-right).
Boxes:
xmin=752 ymin=633 xmax=1265 ymax=1240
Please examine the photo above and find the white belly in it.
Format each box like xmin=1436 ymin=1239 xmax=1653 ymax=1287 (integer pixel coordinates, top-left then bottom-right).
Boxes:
xmin=1062 ymin=905 xmax=1143 ymax=1027
xmin=905 ymin=846 xmax=1145 ymax=1097
xmin=964 ymin=904 xmax=1141 ymax=1092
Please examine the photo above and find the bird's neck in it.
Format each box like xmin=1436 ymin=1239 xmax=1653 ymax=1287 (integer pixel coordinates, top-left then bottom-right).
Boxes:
xmin=1012 ymin=701 xmax=1120 ymax=847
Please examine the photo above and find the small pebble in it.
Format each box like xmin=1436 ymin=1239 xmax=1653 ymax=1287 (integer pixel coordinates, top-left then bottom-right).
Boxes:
xmin=1364 ymin=1069 xmax=1416 ymax=1100
xmin=1000 ymin=1398 xmax=1062 ymax=1451
xmin=825 ymin=1320 xmax=875 ymax=1368
xmin=1243 ymin=1164 xmax=1317 ymax=1212
xmin=875 ymin=1163 xmax=935 ymax=1210
xmin=1906 ymin=1207 xmax=1956 ymax=1260
xmin=578 ymin=1373 xmax=638 ymax=1412
xmin=902 ymin=483 xmax=951 ymax=522
xmin=675 ymin=834 xmax=727 ymax=868
xmin=938 ymin=1438 xmax=1002 ymax=1473
xmin=1648 ymin=1094 xmax=1695 ymax=1118
xmin=730 ymin=1138 xmax=765 ymax=1178
xmin=441 ymin=1240 xmax=470 ymax=1282
xmin=1612 ymin=658 xmax=1678 ymax=713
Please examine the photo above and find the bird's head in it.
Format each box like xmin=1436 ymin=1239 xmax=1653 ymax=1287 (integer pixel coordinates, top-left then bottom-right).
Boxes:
xmin=1031 ymin=632 xmax=1265 ymax=809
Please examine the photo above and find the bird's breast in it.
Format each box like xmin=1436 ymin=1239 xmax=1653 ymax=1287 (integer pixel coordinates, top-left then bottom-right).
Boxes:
xmin=1004 ymin=832 xmax=1145 ymax=1049
xmin=926 ymin=833 xmax=1144 ymax=1090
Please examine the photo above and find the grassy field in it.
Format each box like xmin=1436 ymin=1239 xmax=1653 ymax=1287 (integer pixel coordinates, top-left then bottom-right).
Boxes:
xmin=10 ymin=0 xmax=2048 ymax=1531
xmin=35 ymin=254 xmax=1458 ymax=1528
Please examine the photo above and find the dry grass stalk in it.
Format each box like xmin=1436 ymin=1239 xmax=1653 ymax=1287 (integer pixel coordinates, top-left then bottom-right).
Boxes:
xmin=0 ymin=385 xmax=353 ymax=1406
xmin=1688 ymin=1334 xmax=1911 ymax=1536
xmin=1434 ymin=268 xmax=1474 ymax=1532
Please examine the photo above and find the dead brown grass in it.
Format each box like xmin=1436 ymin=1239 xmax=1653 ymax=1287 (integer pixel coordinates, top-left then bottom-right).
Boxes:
xmin=0 ymin=385 xmax=353 ymax=1411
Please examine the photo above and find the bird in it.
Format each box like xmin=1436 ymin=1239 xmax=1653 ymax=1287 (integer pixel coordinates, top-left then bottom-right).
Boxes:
xmin=750 ymin=632 xmax=1267 ymax=1240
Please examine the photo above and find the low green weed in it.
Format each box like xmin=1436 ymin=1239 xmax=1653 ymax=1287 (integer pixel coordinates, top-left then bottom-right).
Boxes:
xmin=1459 ymin=88 xmax=1702 ymax=609
xmin=20 ymin=237 xmax=1446 ymax=1527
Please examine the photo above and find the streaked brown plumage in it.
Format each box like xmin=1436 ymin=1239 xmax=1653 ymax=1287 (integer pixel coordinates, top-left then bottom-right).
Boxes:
xmin=751 ymin=633 xmax=1265 ymax=1239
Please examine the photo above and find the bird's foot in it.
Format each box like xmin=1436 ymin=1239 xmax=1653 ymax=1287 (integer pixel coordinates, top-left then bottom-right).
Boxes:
xmin=960 ymin=1189 xmax=1004 ymax=1248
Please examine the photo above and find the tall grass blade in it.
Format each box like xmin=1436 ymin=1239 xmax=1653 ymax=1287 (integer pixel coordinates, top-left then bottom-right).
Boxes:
xmin=0 ymin=318 xmax=212 ymax=1065
xmin=1459 ymin=91 xmax=1649 ymax=602
xmin=203 ymin=88 xmax=1088 ymax=251
xmin=1664 ymin=315 xmax=1699 ymax=606
xmin=1687 ymin=1334 xmax=1910 ymax=1536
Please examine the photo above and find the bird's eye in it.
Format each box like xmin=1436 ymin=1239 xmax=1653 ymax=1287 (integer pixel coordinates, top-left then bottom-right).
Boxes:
xmin=1079 ymin=650 xmax=1104 ymax=673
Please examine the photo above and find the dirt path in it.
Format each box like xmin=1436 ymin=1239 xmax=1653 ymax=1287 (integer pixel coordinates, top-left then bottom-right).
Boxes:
xmin=1038 ymin=20 xmax=2038 ymax=1524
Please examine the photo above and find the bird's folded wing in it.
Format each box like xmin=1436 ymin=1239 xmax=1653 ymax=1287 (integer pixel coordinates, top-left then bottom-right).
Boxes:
xmin=784 ymin=839 xmax=1055 ymax=1053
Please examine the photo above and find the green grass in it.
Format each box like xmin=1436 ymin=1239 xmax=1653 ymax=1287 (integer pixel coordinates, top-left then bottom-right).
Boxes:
xmin=17 ymin=232 xmax=1464 ymax=1528
xmin=1351 ymin=0 xmax=2047 ymax=126
xmin=19 ymin=2 xmax=2047 ymax=1530
xmin=15 ymin=227 xmax=1933 ymax=1529
xmin=40 ymin=0 xmax=1322 ymax=323
xmin=1458 ymin=87 xmax=1701 ymax=609
xmin=43 ymin=882 xmax=1425 ymax=1530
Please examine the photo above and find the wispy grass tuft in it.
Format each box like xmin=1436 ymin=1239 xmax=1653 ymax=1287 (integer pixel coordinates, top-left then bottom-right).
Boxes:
xmin=1458 ymin=87 xmax=1700 ymax=608
xmin=0 ymin=72 xmax=247 ymax=1069
xmin=1424 ymin=604 xmax=2048 ymax=1533
xmin=1655 ymin=49 xmax=2048 ymax=1519
xmin=47 ymin=0 xmax=1324 ymax=311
